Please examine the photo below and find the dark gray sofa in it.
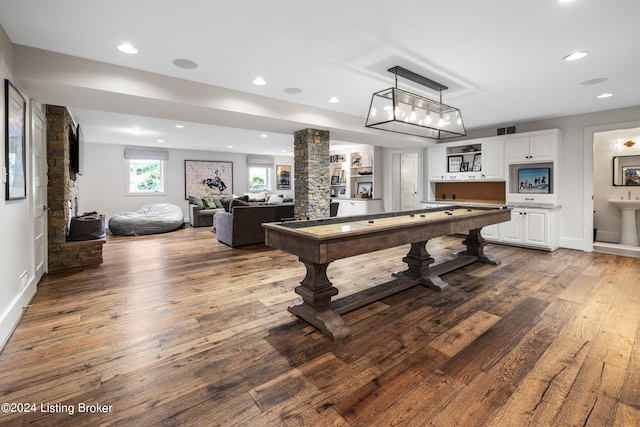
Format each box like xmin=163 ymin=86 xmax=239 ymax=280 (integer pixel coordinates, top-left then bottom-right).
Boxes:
xmin=214 ymin=203 xmax=295 ymax=247
xmin=189 ymin=204 xmax=223 ymax=227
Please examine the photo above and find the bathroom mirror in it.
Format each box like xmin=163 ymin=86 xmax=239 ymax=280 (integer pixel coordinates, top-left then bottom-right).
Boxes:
xmin=613 ymin=155 xmax=640 ymax=185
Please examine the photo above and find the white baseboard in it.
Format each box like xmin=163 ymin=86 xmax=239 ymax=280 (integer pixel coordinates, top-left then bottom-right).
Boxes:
xmin=559 ymin=237 xmax=585 ymax=251
xmin=0 ymin=280 xmax=37 ymax=352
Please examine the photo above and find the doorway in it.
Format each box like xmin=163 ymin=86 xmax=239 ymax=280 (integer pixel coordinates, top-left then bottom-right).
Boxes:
xmin=587 ymin=122 xmax=640 ymax=257
xmin=391 ymin=151 xmax=419 ymax=211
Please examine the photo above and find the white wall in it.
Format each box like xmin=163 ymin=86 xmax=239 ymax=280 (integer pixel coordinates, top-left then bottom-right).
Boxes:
xmin=79 ymin=143 xmax=294 ymax=222
xmin=0 ymin=25 xmax=37 ymax=349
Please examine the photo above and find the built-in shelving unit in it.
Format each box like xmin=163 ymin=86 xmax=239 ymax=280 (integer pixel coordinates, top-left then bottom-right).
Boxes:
xmin=330 ymin=146 xmax=383 ymax=216
xmin=329 ymin=154 xmax=347 ymax=198
xmin=425 ymin=128 xmax=561 ymax=251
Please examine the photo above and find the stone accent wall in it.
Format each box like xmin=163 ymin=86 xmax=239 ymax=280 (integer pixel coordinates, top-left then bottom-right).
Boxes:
xmin=46 ymin=105 xmax=104 ymax=271
xmin=293 ymin=129 xmax=330 ymax=219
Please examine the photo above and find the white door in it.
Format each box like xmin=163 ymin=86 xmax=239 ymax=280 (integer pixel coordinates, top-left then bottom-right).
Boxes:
xmin=31 ymin=102 xmax=47 ymax=282
xmin=400 ymin=153 xmax=418 ymax=210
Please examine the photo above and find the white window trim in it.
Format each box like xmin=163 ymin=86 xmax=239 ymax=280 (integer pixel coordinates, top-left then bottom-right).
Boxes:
xmin=125 ymin=158 xmax=167 ymax=196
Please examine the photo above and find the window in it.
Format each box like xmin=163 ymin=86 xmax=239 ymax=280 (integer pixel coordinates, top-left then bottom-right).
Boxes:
xmin=248 ymin=166 xmax=270 ymax=191
xmin=124 ymin=147 xmax=168 ymax=195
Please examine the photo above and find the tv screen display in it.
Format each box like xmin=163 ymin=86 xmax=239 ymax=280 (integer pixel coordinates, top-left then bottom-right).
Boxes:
xmin=518 ymin=167 xmax=550 ymax=193
xmin=70 ymin=123 xmax=84 ymax=175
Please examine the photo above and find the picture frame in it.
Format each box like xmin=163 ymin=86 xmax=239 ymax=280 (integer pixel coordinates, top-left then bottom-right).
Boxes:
xmin=330 ymin=175 xmax=340 ymax=185
xmin=472 ymin=153 xmax=482 ymax=172
xmin=338 ymin=187 xmax=346 ymax=197
xmin=5 ymin=79 xmax=27 ymax=200
xmin=276 ymin=164 xmax=291 ymax=189
xmin=460 ymin=162 xmax=469 ymax=172
xmin=448 ymin=155 xmax=463 ymax=172
xmin=356 ymin=181 xmax=373 ymax=197
xmin=518 ymin=167 xmax=550 ymax=194
xmin=184 ymin=160 xmax=233 ymax=199
xmin=622 ymin=166 xmax=640 ymax=186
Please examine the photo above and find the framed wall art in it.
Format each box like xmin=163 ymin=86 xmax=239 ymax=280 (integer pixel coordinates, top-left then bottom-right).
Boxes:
xmin=184 ymin=160 xmax=233 ymax=198
xmin=276 ymin=164 xmax=291 ymax=189
xmin=472 ymin=153 xmax=482 ymax=171
xmin=5 ymin=79 xmax=27 ymax=200
xmin=448 ymin=155 xmax=463 ymax=173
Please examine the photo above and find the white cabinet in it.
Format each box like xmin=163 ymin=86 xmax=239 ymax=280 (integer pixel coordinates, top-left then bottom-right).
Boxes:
xmin=336 ymin=199 xmax=383 ymax=217
xmin=501 ymin=207 xmax=559 ymax=250
xmin=481 ymin=139 xmax=505 ymax=180
xmin=428 ymin=147 xmax=447 ymax=180
xmin=506 ymin=132 xmax=556 ymax=163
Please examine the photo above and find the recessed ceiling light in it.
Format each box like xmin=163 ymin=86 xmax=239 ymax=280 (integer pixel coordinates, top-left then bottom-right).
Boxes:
xmin=116 ymin=43 xmax=138 ymax=54
xmin=175 ymin=124 xmax=184 ymax=128
xmin=260 ymin=134 xmax=268 ymax=138
xmin=252 ymin=77 xmax=266 ymax=86
xmin=597 ymin=93 xmax=613 ymax=99
xmin=581 ymin=77 xmax=608 ymax=86
xmin=157 ymin=139 xmax=164 ymax=143
xmin=172 ymin=58 xmax=198 ymax=69
xmin=284 ymin=87 xmax=302 ymax=95
xmin=563 ymin=51 xmax=588 ymax=61
xmin=227 ymin=145 xmax=233 ymax=149
xmin=329 ymin=97 xmax=340 ymax=103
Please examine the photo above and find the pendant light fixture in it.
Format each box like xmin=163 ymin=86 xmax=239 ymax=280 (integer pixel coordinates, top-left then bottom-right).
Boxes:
xmin=365 ymin=66 xmax=466 ymax=140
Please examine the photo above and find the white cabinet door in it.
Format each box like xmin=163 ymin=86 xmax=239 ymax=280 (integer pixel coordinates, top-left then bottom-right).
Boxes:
xmin=481 ymin=139 xmax=504 ymax=179
xmin=481 ymin=223 xmax=500 ymax=241
xmin=505 ymin=137 xmax=531 ymax=162
xmin=523 ymin=210 xmax=547 ymax=246
xmin=501 ymin=208 xmax=549 ymax=247
xmin=502 ymin=209 xmax=524 ymax=243
xmin=428 ymin=147 xmax=446 ymax=180
xmin=506 ymin=133 xmax=556 ymax=163
xmin=529 ymin=134 xmax=555 ymax=161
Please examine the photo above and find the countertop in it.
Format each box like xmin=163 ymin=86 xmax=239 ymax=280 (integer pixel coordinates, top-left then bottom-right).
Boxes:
xmin=421 ymin=200 xmax=562 ymax=210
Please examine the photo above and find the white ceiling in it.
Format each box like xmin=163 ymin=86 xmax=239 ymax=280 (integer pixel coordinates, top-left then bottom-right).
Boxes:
xmin=1 ymin=0 xmax=639 ymax=155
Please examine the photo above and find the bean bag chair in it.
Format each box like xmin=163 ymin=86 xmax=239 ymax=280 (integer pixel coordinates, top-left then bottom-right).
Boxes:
xmin=108 ymin=203 xmax=184 ymax=236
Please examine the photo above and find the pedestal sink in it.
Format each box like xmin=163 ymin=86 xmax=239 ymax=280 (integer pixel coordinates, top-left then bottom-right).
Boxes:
xmin=608 ymin=199 xmax=640 ymax=245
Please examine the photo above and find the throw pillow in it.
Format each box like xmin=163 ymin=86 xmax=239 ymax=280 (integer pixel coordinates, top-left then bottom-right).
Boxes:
xmin=283 ymin=197 xmax=294 ymax=203
xmin=245 ymin=191 xmax=267 ymax=202
xmin=221 ymin=195 xmax=249 ymax=212
xmin=221 ymin=197 xmax=233 ymax=212
xmin=212 ymin=195 xmax=225 ymax=209
xmin=230 ymin=198 xmax=251 ymax=211
xmin=189 ymin=195 xmax=204 ymax=209
xmin=201 ymin=196 xmax=217 ymax=209
xmin=267 ymin=194 xmax=284 ymax=204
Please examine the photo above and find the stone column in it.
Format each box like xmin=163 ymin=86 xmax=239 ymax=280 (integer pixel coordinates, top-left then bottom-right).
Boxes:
xmin=293 ymin=129 xmax=330 ymax=219
xmin=46 ymin=105 xmax=104 ymax=271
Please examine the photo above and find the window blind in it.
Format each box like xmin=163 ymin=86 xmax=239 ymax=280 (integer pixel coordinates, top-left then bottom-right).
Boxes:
xmin=124 ymin=147 xmax=169 ymax=160
xmin=247 ymin=155 xmax=274 ymax=166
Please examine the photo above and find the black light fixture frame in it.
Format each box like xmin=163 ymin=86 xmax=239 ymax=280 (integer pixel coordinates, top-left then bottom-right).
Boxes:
xmin=365 ymin=66 xmax=466 ymax=140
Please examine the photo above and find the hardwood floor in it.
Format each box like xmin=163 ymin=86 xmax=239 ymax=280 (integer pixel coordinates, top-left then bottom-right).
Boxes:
xmin=0 ymin=227 xmax=639 ymax=426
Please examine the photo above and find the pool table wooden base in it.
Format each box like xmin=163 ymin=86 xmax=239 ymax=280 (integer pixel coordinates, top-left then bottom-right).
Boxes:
xmin=288 ymin=228 xmax=499 ymax=340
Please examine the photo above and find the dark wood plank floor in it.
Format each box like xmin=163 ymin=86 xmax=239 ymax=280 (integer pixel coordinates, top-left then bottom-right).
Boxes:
xmin=0 ymin=227 xmax=639 ymax=426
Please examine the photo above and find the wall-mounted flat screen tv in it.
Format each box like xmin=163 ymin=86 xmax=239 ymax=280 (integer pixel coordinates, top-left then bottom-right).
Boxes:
xmin=518 ymin=167 xmax=550 ymax=193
